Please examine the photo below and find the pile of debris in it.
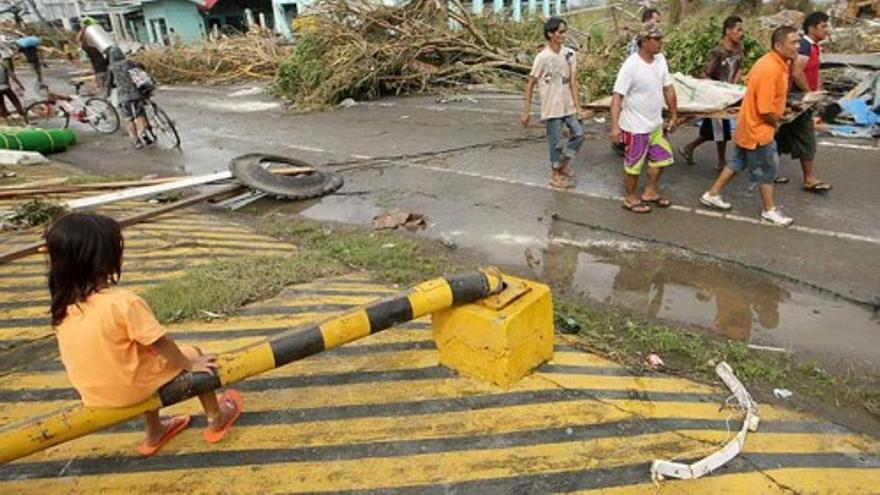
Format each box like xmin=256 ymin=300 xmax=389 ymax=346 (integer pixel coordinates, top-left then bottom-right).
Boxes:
xmin=819 ymin=71 xmax=880 ymax=138
xmin=134 ymin=30 xmax=293 ymax=84
xmin=273 ymin=0 xmax=535 ymax=108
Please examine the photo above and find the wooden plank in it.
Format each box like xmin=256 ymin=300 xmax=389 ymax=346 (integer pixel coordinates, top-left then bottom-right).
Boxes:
xmin=0 ymin=184 xmax=245 ymax=264
xmin=65 ymin=171 xmax=234 ymax=211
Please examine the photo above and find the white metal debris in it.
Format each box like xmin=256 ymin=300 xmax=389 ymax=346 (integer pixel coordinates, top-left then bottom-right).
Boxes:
xmin=650 ymin=362 xmax=759 ymax=482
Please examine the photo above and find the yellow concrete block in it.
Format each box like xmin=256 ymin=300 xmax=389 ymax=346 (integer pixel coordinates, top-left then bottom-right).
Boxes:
xmin=432 ymin=274 xmax=554 ymax=388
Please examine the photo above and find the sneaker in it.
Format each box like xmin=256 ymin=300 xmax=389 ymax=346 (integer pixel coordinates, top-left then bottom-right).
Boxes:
xmin=700 ymin=192 xmax=731 ymax=211
xmin=761 ymin=208 xmax=793 ymax=226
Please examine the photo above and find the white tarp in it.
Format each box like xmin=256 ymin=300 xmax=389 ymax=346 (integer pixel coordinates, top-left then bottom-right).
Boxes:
xmin=670 ymin=73 xmax=746 ymax=113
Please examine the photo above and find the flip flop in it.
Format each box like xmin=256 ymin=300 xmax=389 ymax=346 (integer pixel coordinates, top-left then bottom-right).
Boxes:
xmin=803 ymin=182 xmax=832 ymax=193
xmin=774 ymin=176 xmax=789 ymax=184
xmin=137 ymin=415 xmax=191 ymax=457
xmin=622 ymin=201 xmax=651 ymax=214
xmin=203 ymin=389 xmax=244 ymax=443
xmin=641 ymin=197 xmax=672 ymax=208
xmin=549 ymin=177 xmax=573 ymax=191
xmin=678 ymin=146 xmax=695 ymax=165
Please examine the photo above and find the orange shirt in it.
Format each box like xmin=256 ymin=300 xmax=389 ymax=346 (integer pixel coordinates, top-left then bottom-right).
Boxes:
xmin=55 ymin=288 xmax=183 ymax=408
xmin=734 ymin=51 xmax=789 ymax=150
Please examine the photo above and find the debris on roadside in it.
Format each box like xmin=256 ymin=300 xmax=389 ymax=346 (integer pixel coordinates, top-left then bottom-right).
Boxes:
xmin=818 ymin=71 xmax=880 ymax=138
xmin=559 ymin=316 xmax=581 ymax=334
xmin=147 ymin=191 xmax=185 ymax=204
xmin=372 ymin=209 xmax=428 ymax=230
xmin=747 ymin=343 xmax=789 ymax=353
xmin=524 ymin=247 xmax=540 ymax=269
xmin=2 ymin=198 xmax=67 ymax=230
xmin=645 ymin=353 xmax=665 ymax=370
xmin=439 ymin=232 xmax=457 ymax=250
xmin=773 ymin=388 xmax=794 ymax=399
xmin=134 ymin=31 xmax=291 ymax=85
xmin=0 ymin=150 xmax=49 ymax=166
xmin=273 ymin=0 xmax=533 ymax=108
xmin=651 ymin=362 xmax=759 ymax=482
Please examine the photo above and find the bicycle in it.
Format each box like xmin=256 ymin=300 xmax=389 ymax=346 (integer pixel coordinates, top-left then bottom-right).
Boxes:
xmin=140 ymin=92 xmax=180 ymax=149
xmin=24 ymin=81 xmax=120 ymax=134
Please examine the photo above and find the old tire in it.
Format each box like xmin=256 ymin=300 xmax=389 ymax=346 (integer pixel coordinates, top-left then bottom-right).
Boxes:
xmin=230 ymin=153 xmax=344 ymax=200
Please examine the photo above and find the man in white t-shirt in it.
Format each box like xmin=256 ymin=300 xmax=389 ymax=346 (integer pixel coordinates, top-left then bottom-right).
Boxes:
xmin=521 ymin=17 xmax=585 ymax=190
xmin=610 ymin=22 xmax=678 ymax=213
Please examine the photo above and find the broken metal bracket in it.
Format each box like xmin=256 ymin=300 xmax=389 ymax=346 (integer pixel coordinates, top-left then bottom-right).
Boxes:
xmin=650 ymin=362 xmax=759 ymax=482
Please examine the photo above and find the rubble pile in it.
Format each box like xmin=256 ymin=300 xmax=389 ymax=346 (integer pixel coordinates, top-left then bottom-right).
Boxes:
xmin=273 ymin=0 xmax=536 ymax=108
xmin=133 ymin=30 xmax=293 ymax=84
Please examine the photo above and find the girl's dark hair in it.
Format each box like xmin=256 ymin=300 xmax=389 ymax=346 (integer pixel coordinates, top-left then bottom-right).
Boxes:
xmin=46 ymin=213 xmax=123 ymax=326
xmin=543 ymin=16 xmax=566 ymax=41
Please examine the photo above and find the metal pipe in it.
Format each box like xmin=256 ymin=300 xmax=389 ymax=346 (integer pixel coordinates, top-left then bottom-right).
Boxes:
xmin=0 ymin=269 xmax=504 ymax=464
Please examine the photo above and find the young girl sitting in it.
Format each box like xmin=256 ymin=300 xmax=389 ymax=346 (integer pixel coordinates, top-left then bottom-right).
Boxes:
xmin=46 ymin=213 xmax=244 ymax=457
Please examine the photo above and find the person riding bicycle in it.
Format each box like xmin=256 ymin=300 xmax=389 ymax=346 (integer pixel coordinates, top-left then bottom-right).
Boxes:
xmin=106 ymin=46 xmax=154 ymax=149
xmin=77 ymin=17 xmax=110 ymax=91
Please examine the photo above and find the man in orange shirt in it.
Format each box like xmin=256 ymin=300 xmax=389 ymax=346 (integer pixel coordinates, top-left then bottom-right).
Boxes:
xmin=700 ymin=26 xmax=800 ymax=226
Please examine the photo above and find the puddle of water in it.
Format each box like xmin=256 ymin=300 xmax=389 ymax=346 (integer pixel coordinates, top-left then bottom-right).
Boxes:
xmin=542 ymin=241 xmax=879 ymax=369
xmin=253 ymin=189 xmax=878 ymax=372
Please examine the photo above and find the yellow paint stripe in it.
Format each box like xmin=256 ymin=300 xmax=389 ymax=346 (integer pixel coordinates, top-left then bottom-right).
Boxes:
xmin=246 ymin=294 xmax=389 ymax=307
xmin=17 ymin=397 xmax=874 ymax=466
xmin=0 ymin=431 xmax=780 ymax=493
xmin=573 ymin=468 xmax=880 ymax=494
xmin=0 ymin=270 xmax=187 ymax=289
xmin=550 ymin=351 xmax=631 ymax=368
xmin=0 ymin=350 xmax=444 ymax=390
xmin=131 ymin=224 xmax=257 ymax=235
xmin=111 ymin=238 xmax=293 ymax=252
xmin=319 ymin=309 xmax=371 ymax=349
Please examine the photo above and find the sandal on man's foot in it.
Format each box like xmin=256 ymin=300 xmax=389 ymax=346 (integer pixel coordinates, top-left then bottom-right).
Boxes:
xmin=558 ymin=163 xmax=575 ymax=178
xmin=678 ymin=146 xmax=695 ymax=165
xmin=137 ymin=415 xmax=191 ymax=457
xmin=641 ymin=196 xmax=671 ymax=208
xmin=622 ymin=201 xmax=651 ymax=214
xmin=549 ymin=177 xmax=573 ymax=191
xmin=803 ymin=181 xmax=832 ymax=193
xmin=773 ymin=176 xmax=789 ymax=184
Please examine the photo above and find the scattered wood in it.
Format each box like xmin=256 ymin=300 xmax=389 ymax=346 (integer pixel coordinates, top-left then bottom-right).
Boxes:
xmin=0 ymin=184 xmax=245 ymax=264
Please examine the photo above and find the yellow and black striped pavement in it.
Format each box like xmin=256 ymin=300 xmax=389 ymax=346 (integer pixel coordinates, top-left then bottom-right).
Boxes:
xmin=0 ymin=201 xmax=878 ymax=492
xmin=0 ymin=194 xmax=296 ymax=350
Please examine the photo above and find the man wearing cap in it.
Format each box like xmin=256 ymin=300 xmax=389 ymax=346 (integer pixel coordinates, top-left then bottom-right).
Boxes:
xmin=610 ymin=22 xmax=678 ymax=213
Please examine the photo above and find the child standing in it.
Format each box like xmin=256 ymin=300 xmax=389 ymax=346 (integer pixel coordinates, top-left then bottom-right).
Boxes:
xmin=46 ymin=213 xmax=243 ymax=457
xmin=520 ymin=16 xmax=586 ymax=191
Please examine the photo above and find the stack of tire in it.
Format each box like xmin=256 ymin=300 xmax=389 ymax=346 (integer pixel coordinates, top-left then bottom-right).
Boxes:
xmin=0 ymin=127 xmax=77 ymax=154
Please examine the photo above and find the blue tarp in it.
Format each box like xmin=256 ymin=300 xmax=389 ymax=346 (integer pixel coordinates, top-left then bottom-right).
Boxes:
xmin=839 ymin=98 xmax=880 ymax=126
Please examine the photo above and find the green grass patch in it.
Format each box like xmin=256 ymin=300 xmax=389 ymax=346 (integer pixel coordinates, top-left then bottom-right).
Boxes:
xmin=142 ymin=252 xmax=346 ymax=323
xmin=555 ymin=300 xmax=879 ymax=417
xmin=256 ymin=216 xmax=462 ymax=288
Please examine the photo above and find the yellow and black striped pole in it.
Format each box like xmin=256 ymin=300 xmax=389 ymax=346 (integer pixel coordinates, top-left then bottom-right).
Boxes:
xmin=0 ymin=268 xmax=504 ymax=465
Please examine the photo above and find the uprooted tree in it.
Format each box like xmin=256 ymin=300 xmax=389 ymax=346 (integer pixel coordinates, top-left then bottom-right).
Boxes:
xmin=273 ymin=0 xmax=537 ymax=108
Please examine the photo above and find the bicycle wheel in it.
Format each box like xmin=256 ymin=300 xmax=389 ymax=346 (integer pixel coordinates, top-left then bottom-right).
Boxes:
xmin=83 ymin=98 xmax=120 ymax=134
xmin=24 ymin=101 xmax=70 ymax=129
xmin=144 ymin=101 xmax=180 ymax=149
